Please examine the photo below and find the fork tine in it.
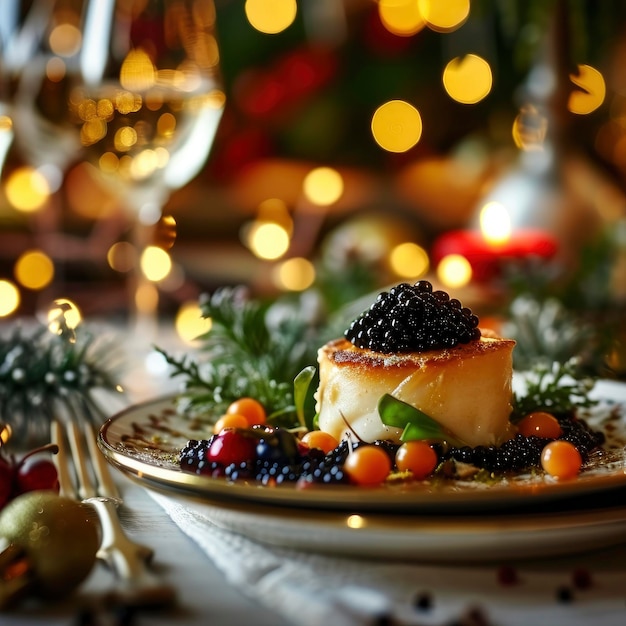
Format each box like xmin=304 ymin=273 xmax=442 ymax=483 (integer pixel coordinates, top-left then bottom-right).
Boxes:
xmin=67 ymin=421 xmax=97 ymax=500
xmin=82 ymin=421 xmax=119 ymax=500
xmin=50 ymin=420 xmax=74 ymax=499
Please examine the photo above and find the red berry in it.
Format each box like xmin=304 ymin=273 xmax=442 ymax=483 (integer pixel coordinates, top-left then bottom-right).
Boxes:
xmin=16 ymin=458 xmax=60 ymax=494
xmin=0 ymin=458 xmax=14 ymax=509
xmin=207 ymin=429 xmax=257 ymax=466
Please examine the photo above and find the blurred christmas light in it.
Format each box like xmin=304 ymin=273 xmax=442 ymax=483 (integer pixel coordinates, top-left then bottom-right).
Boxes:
xmin=443 ymin=54 xmax=492 ymax=104
xmin=371 ymin=100 xmax=422 ymax=153
xmin=49 ymin=23 xmax=82 ymax=57
xmin=120 ymin=49 xmax=156 ymax=91
xmin=14 ymin=250 xmax=55 ymax=290
xmin=247 ymin=222 xmax=290 ymax=260
xmin=135 ymin=282 xmax=159 ymax=314
xmin=388 ymin=242 xmax=429 ymax=278
xmin=257 ymin=198 xmax=293 ymax=233
xmin=568 ymin=64 xmax=606 ymax=115
xmin=378 ymin=0 xmax=426 ymax=37
xmin=479 ymin=201 xmax=511 ymax=245
xmin=419 ymin=0 xmax=470 ymax=33
xmin=436 ymin=254 xmax=472 ymax=288
xmin=107 ymin=242 xmax=136 ymax=273
xmin=302 ymin=167 xmax=344 ymax=206
xmin=0 ymin=281 xmax=20 ymax=317
xmin=176 ymin=301 xmax=212 ymax=344
xmin=512 ymin=104 xmax=548 ymax=151
xmin=5 ymin=166 xmax=50 ymax=212
xmin=245 ymin=0 xmax=297 ymax=34
xmin=140 ymin=246 xmax=172 ymax=282
xmin=273 ymin=257 xmax=316 ymax=291
xmin=46 ymin=57 xmax=66 ymax=82
xmin=47 ymin=298 xmax=81 ymax=332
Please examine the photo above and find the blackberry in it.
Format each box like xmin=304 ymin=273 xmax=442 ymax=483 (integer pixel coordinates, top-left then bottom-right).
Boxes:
xmin=345 ymin=281 xmax=481 ymax=353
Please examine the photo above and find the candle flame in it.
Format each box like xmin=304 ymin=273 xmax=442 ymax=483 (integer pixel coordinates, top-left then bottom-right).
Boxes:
xmin=479 ymin=202 xmax=511 ymax=246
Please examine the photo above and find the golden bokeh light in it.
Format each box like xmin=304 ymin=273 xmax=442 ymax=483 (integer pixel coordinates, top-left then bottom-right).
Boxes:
xmin=0 ymin=281 xmax=20 ymax=317
xmin=378 ymin=0 xmax=426 ymax=37
xmin=418 ymin=0 xmax=470 ymax=32
xmin=568 ymin=64 xmax=606 ymax=115
xmin=107 ymin=242 xmax=136 ymax=273
xmin=245 ymin=0 xmax=297 ymax=34
xmin=443 ymin=54 xmax=492 ymax=104
xmin=0 ymin=115 xmax=13 ymax=133
xmin=5 ymin=166 xmax=50 ymax=212
xmin=248 ymin=222 xmax=291 ymax=260
xmin=140 ymin=246 xmax=172 ymax=282
xmin=14 ymin=250 xmax=55 ymax=290
xmin=46 ymin=57 xmax=66 ymax=82
xmin=371 ymin=100 xmax=422 ymax=153
xmin=257 ymin=198 xmax=293 ymax=233
xmin=389 ymin=242 xmax=430 ymax=278
xmin=135 ymin=282 xmax=159 ymax=314
xmin=512 ymin=104 xmax=548 ymax=151
xmin=175 ymin=301 xmax=213 ymax=344
xmin=479 ymin=202 xmax=511 ymax=245
xmin=302 ymin=167 xmax=344 ymax=206
xmin=273 ymin=257 xmax=316 ymax=291
xmin=49 ymin=23 xmax=82 ymax=57
xmin=436 ymin=254 xmax=472 ymax=288
xmin=120 ymin=49 xmax=156 ymax=91
xmin=47 ymin=298 xmax=81 ymax=332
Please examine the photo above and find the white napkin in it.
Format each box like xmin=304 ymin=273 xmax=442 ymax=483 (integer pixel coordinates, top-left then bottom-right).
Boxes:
xmin=149 ymin=490 xmax=626 ymax=626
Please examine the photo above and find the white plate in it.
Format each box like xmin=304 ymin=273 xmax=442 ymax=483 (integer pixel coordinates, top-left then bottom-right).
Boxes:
xmin=150 ymin=488 xmax=626 ymax=562
xmin=98 ymin=380 xmax=626 ymax=514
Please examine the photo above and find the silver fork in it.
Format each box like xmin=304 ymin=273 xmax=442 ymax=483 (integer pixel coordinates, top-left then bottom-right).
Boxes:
xmin=51 ymin=419 xmax=177 ymax=608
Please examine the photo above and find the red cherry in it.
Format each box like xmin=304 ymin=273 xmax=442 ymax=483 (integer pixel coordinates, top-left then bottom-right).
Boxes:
xmin=16 ymin=458 xmax=60 ymax=494
xmin=207 ymin=429 xmax=257 ymax=466
xmin=0 ymin=458 xmax=14 ymax=509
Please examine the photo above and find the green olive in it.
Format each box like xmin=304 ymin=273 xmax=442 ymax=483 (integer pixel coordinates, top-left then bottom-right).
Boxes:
xmin=0 ymin=491 xmax=101 ymax=598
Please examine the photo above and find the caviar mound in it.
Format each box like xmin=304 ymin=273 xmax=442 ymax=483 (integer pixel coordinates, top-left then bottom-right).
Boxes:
xmin=345 ymin=280 xmax=481 ymax=354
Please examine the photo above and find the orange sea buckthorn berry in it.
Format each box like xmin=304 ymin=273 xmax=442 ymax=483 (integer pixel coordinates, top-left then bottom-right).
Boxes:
xmin=226 ymin=397 xmax=267 ymax=426
xmin=213 ymin=413 xmax=248 ymax=434
xmin=395 ymin=441 xmax=438 ymax=479
xmin=540 ymin=440 xmax=582 ymax=479
xmin=301 ymin=430 xmax=339 ymax=454
xmin=518 ymin=411 xmax=562 ymax=439
xmin=344 ymin=445 xmax=391 ymax=486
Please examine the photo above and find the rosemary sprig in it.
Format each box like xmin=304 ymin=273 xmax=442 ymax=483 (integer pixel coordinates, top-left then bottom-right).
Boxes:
xmin=511 ymin=358 xmax=598 ymax=421
xmin=157 ymin=286 xmax=321 ymax=425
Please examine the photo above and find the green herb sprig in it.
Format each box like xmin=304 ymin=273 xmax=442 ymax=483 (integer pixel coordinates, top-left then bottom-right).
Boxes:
xmin=157 ymin=287 xmax=321 ymax=426
xmin=511 ymin=358 xmax=598 ymax=421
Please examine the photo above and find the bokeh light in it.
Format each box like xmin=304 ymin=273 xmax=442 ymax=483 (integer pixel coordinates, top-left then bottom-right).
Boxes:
xmin=0 ymin=281 xmax=20 ymax=317
xmin=479 ymin=202 xmax=511 ymax=245
xmin=245 ymin=0 xmax=297 ymax=34
xmin=175 ymin=301 xmax=213 ymax=344
xmin=5 ymin=166 xmax=50 ymax=212
xmin=302 ymin=167 xmax=344 ymax=206
xmin=135 ymin=282 xmax=159 ymax=314
xmin=418 ymin=0 xmax=470 ymax=32
xmin=378 ymin=0 xmax=426 ymax=37
xmin=443 ymin=54 xmax=492 ymax=104
xmin=568 ymin=64 xmax=606 ymax=115
xmin=140 ymin=246 xmax=172 ymax=282
xmin=107 ymin=242 xmax=136 ymax=273
xmin=273 ymin=257 xmax=316 ymax=291
xmin=247 ymin=222 xmax=291 ymax=260
xmin=49 ymin=23 xmax=82 ymax=57
xmin=47 ymin=298 xmax=81 ymax=332
xmin=14 ymin=250 xmax=55 ymax=290
xmin=436 ymin=254 xmax=472 ymax=288
xmin=371 ymin=100 xmax=422 ymax=153
xmin=512 ymin=104 xmax=548 ymax=151
xmin=388 ymin=242 xmax=430 ymax=278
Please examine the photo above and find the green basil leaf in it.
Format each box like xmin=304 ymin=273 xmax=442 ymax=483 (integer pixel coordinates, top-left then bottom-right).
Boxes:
xmin=294 ymin=365 xmax=317 ymax=429
xmin=378 ymin=394 xmax=463 ymax=446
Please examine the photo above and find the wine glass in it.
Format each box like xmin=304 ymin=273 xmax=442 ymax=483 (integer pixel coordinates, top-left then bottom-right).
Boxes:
xmin=70 ymin=0 xmax=225 ymax=341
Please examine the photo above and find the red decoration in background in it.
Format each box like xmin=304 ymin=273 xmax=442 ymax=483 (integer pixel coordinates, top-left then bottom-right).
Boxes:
xmin=233 ymin=46 xmax=339 ymax=120
xmin=432 ymin=229 xmax=559 ymax=282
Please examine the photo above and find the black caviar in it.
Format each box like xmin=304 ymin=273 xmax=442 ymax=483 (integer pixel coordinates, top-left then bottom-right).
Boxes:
xmin=344 ymin=280 xmax=481 ymax=354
